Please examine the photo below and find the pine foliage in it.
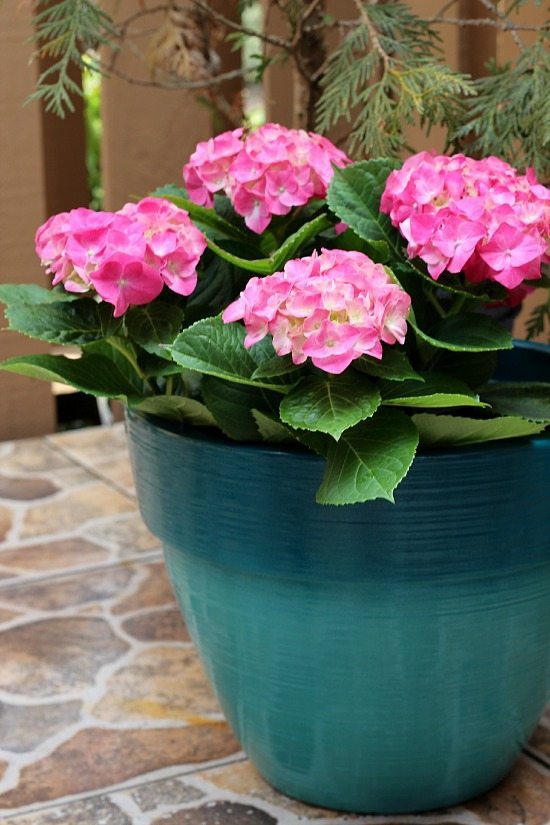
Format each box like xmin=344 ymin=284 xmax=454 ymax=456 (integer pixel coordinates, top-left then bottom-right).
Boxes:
xmin=316 ymin=3 xmax=474 ymax=157
xmin=452 ymin=32 xmax=550 ymax=180
xmin=29 ymin=0 xmax=118 ymax=117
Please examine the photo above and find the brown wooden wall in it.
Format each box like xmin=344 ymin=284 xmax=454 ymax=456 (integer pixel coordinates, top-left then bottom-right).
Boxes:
xmin=0 ymin=1 xmax=546 ymax=438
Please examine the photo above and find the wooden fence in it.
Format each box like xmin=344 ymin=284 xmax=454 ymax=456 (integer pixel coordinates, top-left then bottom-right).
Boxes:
xmin=0 ymin=1 xmax=546 ymax=439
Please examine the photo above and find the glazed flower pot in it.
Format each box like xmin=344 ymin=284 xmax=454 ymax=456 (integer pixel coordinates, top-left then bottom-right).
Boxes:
xmin=126 ymin=343 xmax=550 ymax=815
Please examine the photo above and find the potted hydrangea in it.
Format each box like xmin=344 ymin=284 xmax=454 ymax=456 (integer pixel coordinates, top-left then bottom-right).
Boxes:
xmin=1 ymin=124 xmax=549 ymax=814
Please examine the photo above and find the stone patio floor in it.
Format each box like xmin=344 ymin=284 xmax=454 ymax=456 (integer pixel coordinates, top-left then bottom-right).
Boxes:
xmin=0 ymin=422 xmax=547 ymax=824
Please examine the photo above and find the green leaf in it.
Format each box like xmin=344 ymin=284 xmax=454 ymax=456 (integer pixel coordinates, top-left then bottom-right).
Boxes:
xmin=125 ymin=302 xmax=184 ymax=356
xmin=85 ymin=339 xmax=146 ymax=394
xmin=353 ymin=348 xmax=424 ymax=382
xmin=168 ymin=316 xmax=291 ymax=393
xmin=0 ymin=284 xmax=76 ymax=305
xmin=326 ymin=160 xmax=401 ymax=251
xmin=435 ymin=351 xmax=499 ymax=390
xmin=331 ymin=229 xmax=390 ymax=263
xmin=479 ymin=382 xmax=550 ymax=422
xmin=269 ymin=214 xmax=332 ymax=270
xmin=204 ymin=213 xmax=332 ymax=275
xmin=5 ymin=299 xmax=120 ymax=346
xmin=412 ymin=413 xmax=548 ymax=447
xmin=380 ymin=373 xmax=487 ymax=409
xmin=201 ymin=375 xmax=265 ymax=440
xmin=410 ymin=312 xmax=514 ymax=352
xmin=280 ymin=373 xmax=381 ymax=441
xmin=251 ymin=355 xmax=299 ymax=380
xmin=251 ymin=409 xmax=294 ymax=443
xmin=132 ymin=395 xmax=216 ymax=427
xmin=316 ymin=409 xmax=419 ymax=505
xmin=0 ymin=353 xmax=139 ymax=399
xmin=161 ymin=191 xmax=253 ymax=245
xmin=185 ymin=255 xmax=247 ymax=324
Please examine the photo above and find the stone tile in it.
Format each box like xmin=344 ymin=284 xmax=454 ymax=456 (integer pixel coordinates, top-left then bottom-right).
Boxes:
xmin=88 ymin=513 xmax=160 ymax=557
xmin=122 ymin=608 xmax=189 ymax=642
xmin=112 ymin=561 xmax=175 ymax=614
xmin=0 ymin=725 xmax=240 ymax=809
xmin=0 ymin=441 xmax=73 ymax=474
xmin=45 ymin=465 xmax=98 ymax=490
xmin=197 ymin=761 xmax=342 ymax=820
xmin=466 ymin=756 xmax=550 ymax=825
xmin=152 ymin=801 xmax=277 ymax=825
xmin=0 ymin=565 xmax=136 ymax=611
xmin=94 ymin=456 xmax=136 ymax=496
xmin=0 ymin=607 xmax=19 ymax=624
xmin=1 ymin=796 xmax=132 ymax=824
xmin=0 ymin=537 xmax=110 ymax=574
xmin=48 ymin=423 xmax=128 ymax=465
xmin=0 ymin=475 xmax=58 ymax=501
xmin=0 ymin=616 xmax=128 ymax=697
xmin=528 ymin=722 xmax=550 ymax=762
xmin=0 ymin=699 xmax=81 ymax=752
xmin=91 ymin=647 xmax=220 ymax=724
xmin=130 ymin=777 xmax=205 ymax=812
xmin=0 ymin=506 xmax=12 ymax=543
xmin=20 ymin=482 xmax=135 ymax=538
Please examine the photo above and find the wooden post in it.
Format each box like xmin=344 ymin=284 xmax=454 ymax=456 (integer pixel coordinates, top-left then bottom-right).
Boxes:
xmin=0 ymin=3 xmax=56 ymax=440
xmin=101 ymin=1 xmax=242 ymax=210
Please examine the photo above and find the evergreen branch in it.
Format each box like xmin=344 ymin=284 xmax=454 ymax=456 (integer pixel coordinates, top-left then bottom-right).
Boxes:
xmin=451 ymin=34 xmax=550 ymax=179
xmin=316 ymin=2 xmax=475 ymax=158
xmin=30 ymin=0 xmax=118 ymax=117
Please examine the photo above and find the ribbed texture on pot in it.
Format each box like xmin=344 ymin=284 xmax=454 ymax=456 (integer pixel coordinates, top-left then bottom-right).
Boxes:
xmin=127 ymin=405 xmax=549 ymax=813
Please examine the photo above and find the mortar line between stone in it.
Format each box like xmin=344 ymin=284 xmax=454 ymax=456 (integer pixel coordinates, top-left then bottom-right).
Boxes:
xmin=0 ymin=752 xmax=248 ymax=819
xmin=0 ymin=549 xmax=164 ymax=592
xmin=44 ymin=438 xmax=136 ymax=503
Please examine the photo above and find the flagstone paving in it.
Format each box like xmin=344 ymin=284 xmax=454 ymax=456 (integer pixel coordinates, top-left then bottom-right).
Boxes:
xmin=0 ymin=423 xmax=547 ymax=824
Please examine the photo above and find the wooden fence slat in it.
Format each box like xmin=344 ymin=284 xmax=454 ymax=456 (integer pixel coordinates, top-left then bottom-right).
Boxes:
xmin=0 ymin=3 xmax=56 ymax=440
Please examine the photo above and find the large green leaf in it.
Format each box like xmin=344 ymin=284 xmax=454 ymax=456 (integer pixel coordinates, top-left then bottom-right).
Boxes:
xmin=5 ymin=299 xmax=120 ymax=346
xmin=0 ymin=353 xmax=139 ymax=399
xmin=412 ymin=413 xmax=548 ymax=447
xmin=86 ymin=339 xmax=147 ymax=395
xmin=201 ymin=375 xmax=265 ymax=440
xmin=410 ymin=312 xmax=513 ymax=352
xmin=316 ymin=409 xmax=419 ymax=505
xmin=380 ymin=373 xmax=487 ymax=409
xmin=125 ymin=301 xmax=184 ymax=356
xmin=185 ymin=255 xmax=247 ymax=324
xmin=326 ymin=160 xmax=401 ymax=251
xmin=0 ymin=284 xmax=76 ymax=305
xmin=168 ymin=316 xmax=291 ymax=393
xmin=251 ymin=354 xmax=299 ymax=380
xmin=251 ymin=409 xmax=294 ymax=443
xmin=435 ymin=350 xmax=499 ymax=390
xmin=479 ymin=382 xmax=550 ymax=422
xmin=353 ymin=348 xmax=424 ymax=383
xmin=280 ymin=373 xmax=381 ymax=441
xmin=132 ymin=395 xmax=216 ymax=427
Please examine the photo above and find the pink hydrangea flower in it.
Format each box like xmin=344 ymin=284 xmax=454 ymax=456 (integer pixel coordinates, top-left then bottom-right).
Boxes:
xmin=380 ymin=152 xmax=549 ymax=291
xmin=183 ymin=123 xmax=350 ymax=233
xmin=35 ymin=198 xmax=207 ymax=315
xmin=222 ymin=249 xmax=411 ymax=374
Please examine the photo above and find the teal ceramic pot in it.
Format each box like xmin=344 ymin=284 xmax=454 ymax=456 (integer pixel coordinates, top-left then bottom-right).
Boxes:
xmin=126 ymin=342 xmax=550 ymax=814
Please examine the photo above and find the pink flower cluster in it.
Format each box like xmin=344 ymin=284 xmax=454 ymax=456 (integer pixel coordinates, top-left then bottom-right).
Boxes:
xmin=222 ymin=249 xmax=410 ymax=374
xmin=183 ymin=123 xmax=349 ymax=234
xmin=380 ymin=151 xmax=549 ymax=291
xmin=35 ymin=198 xmax=207 ymax=316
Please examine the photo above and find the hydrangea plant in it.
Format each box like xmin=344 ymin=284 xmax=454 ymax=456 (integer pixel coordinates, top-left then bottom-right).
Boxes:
xmin=1 ymin=124 xmax=549 ymax=505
